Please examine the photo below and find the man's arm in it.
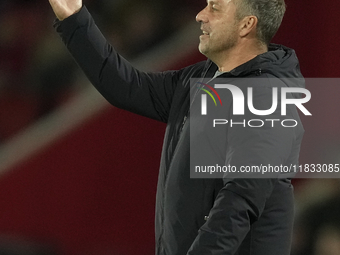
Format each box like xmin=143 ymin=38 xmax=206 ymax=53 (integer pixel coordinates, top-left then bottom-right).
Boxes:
xmin=187 ymin=84 xmax=300 ymax=254
xmin=187 ymin=133 xmax=280 ymax=254
xmin=49 ymin=2 xmax=181 ymax=122
xmin=187 ymin=180 xmax=277 ymax=254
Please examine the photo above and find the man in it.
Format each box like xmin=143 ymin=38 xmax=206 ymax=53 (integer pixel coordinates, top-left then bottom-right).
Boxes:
xmin=48 ymin=0 xmax=304 ymax=254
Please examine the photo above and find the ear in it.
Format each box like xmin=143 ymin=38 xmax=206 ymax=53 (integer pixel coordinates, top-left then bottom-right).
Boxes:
xmin=239 ymin=15 xmax=258 ymax=37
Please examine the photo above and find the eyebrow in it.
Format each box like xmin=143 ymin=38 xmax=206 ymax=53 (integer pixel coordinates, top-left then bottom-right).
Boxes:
xmin=207 ymin=0 xmax=219 ymax=5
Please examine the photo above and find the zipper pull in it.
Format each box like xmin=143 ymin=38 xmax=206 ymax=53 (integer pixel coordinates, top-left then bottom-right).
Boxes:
xmin=180 ymin=115 xmax=187 ymax=131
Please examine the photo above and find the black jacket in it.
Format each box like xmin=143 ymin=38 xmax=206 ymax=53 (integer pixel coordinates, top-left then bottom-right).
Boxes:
xmin=54 ymin=6 xmax=304 ymax=255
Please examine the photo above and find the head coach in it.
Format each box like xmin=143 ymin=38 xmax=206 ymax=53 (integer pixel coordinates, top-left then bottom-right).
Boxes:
xmin=48 ymin=0 xmax=305 ymax=254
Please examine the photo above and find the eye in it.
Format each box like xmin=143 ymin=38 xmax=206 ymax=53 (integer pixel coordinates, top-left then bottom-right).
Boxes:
xmin=211 ymin=4 xmax=218 ymax=11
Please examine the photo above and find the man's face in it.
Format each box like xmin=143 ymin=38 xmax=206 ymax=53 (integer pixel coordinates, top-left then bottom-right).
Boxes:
xmin=196 ymin=0 xmax=240 ymax=58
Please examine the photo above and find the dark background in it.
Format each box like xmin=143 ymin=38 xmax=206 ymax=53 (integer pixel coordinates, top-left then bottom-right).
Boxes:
xmin=0 ymin=0 xmax=339 ymax=254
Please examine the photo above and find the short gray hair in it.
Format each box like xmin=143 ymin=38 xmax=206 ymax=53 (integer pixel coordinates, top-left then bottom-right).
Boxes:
xmin=234 ymin=0 xmax=286 ymax=45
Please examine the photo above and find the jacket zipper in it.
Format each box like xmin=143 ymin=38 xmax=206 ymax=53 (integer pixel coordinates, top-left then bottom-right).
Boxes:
xmin=180 ymin=62 xmax=213 ymax=132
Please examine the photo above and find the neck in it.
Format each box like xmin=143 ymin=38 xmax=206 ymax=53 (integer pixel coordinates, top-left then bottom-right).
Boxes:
xmin=212 ymin=43 xmax=268 ymax=72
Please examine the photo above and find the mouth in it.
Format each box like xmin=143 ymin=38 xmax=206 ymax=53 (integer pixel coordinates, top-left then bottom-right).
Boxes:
xmin=202 ymin=30 xmax=210 ymax=36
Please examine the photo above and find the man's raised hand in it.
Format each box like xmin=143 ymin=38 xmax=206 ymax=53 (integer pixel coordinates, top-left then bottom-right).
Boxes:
xmin=48 ymin=0 xmax=82 ymax=21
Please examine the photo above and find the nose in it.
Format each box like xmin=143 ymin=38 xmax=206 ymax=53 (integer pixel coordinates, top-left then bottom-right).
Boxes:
xmin=196 ymin=7 xmax=208 ymax=23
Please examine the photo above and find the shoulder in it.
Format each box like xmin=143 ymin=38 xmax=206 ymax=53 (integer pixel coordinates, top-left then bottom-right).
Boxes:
xmin=178 ymin=60 xmax=209 ymax=80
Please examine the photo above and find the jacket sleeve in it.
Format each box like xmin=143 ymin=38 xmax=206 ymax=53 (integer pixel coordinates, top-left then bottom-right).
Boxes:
xmin=53 ymin=6 xmax=181 ymax=123
xmin=187 ymin=84 xmax=298 ymax=254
